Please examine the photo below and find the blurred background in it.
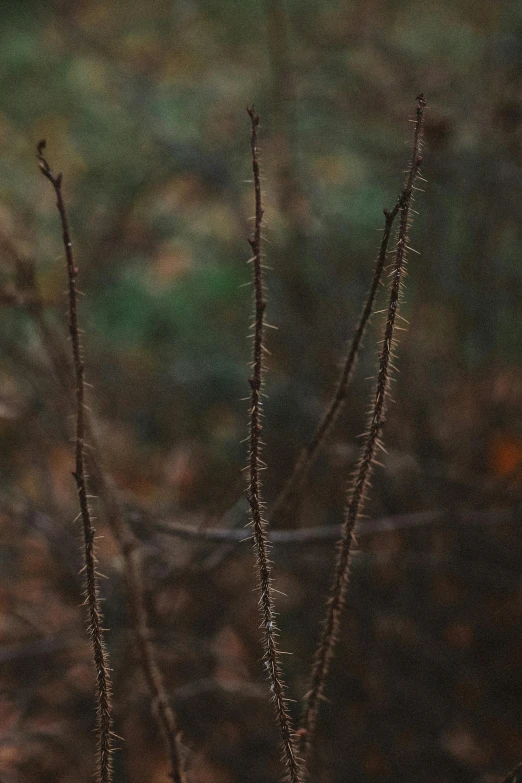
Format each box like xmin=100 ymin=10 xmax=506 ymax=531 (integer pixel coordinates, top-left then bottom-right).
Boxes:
xmin=1 ymin=1 xmax=522 ymax=781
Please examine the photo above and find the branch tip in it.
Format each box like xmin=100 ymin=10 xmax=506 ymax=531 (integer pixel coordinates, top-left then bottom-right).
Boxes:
xmin=32 ymin=137 xmax=186 ymax=783
xmin=299 ymin=93 xmax=426 ymax=774
xmin=245 ymin=108 xmax=302 ymax=783
xmin=38 ymin=146 xmax=115 ymax=783
xmin=247 ymin=104 xmax=260 ymax=126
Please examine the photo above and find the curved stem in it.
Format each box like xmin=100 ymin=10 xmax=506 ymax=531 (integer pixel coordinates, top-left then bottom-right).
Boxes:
xmin=37 ymin=142 xmax=114 ymax=783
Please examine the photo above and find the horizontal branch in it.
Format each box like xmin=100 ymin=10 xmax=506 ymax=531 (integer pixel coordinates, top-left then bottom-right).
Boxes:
xmin=148 ymin=506 xmax=520 ymax=546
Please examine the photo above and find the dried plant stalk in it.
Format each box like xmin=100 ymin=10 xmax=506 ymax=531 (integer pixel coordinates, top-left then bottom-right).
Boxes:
xmin=35 ymin=150 xmax=185 ymax=783
xmin=300 ymin=95 xmax=426 ymax=774
xmin=37 ymin=141 xmax=114 ymax=783
xmin=245 ymin=106 xmax=302 ymax=783
xmin=270 ymin=204 xmax=400 ymax=522
xmin=89 ymin=464 xmax=186 ymax=783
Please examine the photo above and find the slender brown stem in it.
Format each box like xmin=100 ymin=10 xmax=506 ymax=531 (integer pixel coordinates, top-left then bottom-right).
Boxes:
xmin=300 ymin=95 xmax=426 ymax=775
xmin=123 ymin=543 xmax=186 ymax=783
xmin=149 ymin=505 xmax=521 ymax=545
xmin=88 ymin=460 xmax=186 ymax=783
xmin=35 ymin=146 xmax=185 ymax=783
xmin=270 ymin=202 xmax=400 ymax=522
xmin=37 ymin=141 xmax=114 ymax=783
xmin=246 ymin=107 xmax=302 ymax=783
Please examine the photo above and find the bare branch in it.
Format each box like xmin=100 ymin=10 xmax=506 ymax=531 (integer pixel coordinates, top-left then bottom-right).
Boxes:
xmin=299 ymin=95 xmax=426 ymax=774
xmin=35 ymin=144 xmax=186 ymax=783
xmin=148 ymin=505 xmax=522 ymax=546
xmin=245 ymin=106 xmax=302 ymax=783
xmin=37 ymin=140 xmax=114 ymax=783
xmin=270 ymin=201 xmax=401 ymax=522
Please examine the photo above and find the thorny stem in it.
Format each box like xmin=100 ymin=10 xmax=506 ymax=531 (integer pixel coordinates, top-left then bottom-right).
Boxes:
xmin=246 ymin=107 xmax=302 ymax=783
xmin=37 ymin=141 xmax=114 ymax=783
xmin=300 ymin=95 xmax=426 ymax=775
xmin=35 ymin=147 xmax=185 ymax=783
xmin=270 ymin=202 xmax=401 ymax=523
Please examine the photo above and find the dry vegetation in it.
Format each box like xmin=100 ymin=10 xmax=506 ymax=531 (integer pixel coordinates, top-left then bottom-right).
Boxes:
xmin=2 ymin=79 xmax=522 ymax=783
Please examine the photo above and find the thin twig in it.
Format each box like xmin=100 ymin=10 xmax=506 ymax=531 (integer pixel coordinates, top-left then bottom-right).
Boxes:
xmin=37 ymin=141 xmax=114 ymax=783
xmin=148 ymin=505 xmax=522 ymax=546
xmin=89 ymin=461 xmax=186 ymax=783
xmin=245 ymin=106 xmax=302 ymax=783
xmin=35 ymin=147 xmax=185 ymax=783
xmin=299 ymin=95 xmax=426 ymax=774
xmin=123 ymin=542 xmax=186 ymax=783
xmin=0 ymin=228 xmax=74 ymax=391
xmin=270 ymin=202 xmax=401 ymax=522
